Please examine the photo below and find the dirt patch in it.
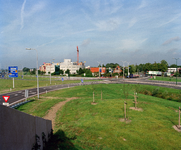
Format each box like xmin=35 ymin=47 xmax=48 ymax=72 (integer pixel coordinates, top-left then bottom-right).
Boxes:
xmin=0 ymin=89 xmax=11 ymax=93
xmin=43 ymin=97 xmax=79 ymax=130
xmin=119 ymin=118 xmax=131 ymax=123
xmin=40 ymin=96 xmax=63 ymax=99
xmin=173 ymin=125 xmax=181 ymax=132
xmin=91 ymin=102 xmax=98 ymax=105
xmin=129 ymin=107 xmax=143 ymax=111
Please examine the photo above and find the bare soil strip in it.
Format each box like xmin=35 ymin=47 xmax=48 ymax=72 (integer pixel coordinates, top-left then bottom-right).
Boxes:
xmin=43 ymin=97 xmax=79 ymax=129
xmin=129 ymin=107 xmax=143 ymax=111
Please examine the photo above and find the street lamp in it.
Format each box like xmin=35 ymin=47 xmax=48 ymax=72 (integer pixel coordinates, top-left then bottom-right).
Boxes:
xmin=97 ymin=61 xmax=101 ymax=79
xmin=127 ymin=62 xmax=130 ymax=78
xmin=121 ymin=61 xmax=127 ymax=80
xmin=26 ymin=48 xmax=39 ymax=99
xmin=173 ymin=58 xmax=180 ymax=85
xmin=50 ymin=59 xmax=55 ymax=84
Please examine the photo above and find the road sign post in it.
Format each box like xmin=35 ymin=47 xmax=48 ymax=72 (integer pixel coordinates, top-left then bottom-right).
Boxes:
xmin=13 ymin=78 xmax=14 ymax=88
xmin=8 ymin=66 xmax=18 ymax=88
xmin=2 ymin=96 xmax=10 ymax=106
xmin=25 ymin=90 xmax=29 ymax=101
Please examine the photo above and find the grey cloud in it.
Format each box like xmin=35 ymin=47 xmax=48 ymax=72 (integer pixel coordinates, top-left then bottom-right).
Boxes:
xmin=162 ymin=37 xmax=180 ymax=45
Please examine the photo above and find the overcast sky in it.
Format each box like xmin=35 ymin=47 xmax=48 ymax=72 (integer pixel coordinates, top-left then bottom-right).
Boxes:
xmin=0 ymin=0 xmax=181 ymax=69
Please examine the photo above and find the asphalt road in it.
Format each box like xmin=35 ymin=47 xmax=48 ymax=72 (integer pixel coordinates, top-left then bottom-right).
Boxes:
xmin=0 ymin=78 xmax=180 ymax=106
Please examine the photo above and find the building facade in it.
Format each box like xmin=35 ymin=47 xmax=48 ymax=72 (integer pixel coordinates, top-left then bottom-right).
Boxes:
xmin=39 ymin=63 xmax=51 ymax=72
xmin=45 ymin=59 xmax=85 ymax=75
xmin=113 ymin=66 xmax=122 ymax=74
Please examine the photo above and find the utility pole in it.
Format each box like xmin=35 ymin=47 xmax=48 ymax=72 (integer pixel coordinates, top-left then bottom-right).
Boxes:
xmin=50 ymin=59 xmax=55 ymax=84
xmin=121 ymin=61 xmax=126 ymax=80
xmin=97 ymin=61 xmax=101 ymax=79
xmin=127 ymin=62 xmax=130 ymax=78
xmin=173 ymin=58 xmax=180 ymax=85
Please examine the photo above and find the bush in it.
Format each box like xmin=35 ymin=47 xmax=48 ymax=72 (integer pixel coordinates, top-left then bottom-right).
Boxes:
xmin=142 ymin=90 xmax=152 ymax=95
xmin=113 ymin=73 xmax=119 ymax=76
xmin=152 ymin=88 xmax=159 ymax=96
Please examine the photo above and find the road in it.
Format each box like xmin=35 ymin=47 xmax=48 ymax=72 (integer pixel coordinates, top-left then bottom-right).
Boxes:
xmin=0 ymin=77 xmax=180 ymax=106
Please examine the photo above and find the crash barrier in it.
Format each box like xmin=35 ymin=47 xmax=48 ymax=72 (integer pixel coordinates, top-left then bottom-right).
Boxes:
xmin=0 ymin=105 xmax=52 ymax=150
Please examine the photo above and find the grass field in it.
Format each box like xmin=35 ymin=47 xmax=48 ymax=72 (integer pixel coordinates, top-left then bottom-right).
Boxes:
xmin=16 ymin=84 xmax=181 ymax=150
xmin=0 ymin=78 xmax=98 ymax=94
xmin=149 ymin=76 xmax=181 ymax=82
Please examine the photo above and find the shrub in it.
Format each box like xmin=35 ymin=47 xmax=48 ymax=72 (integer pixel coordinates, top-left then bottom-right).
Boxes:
xmin=142 ymin=90 xmax=152 ymax=95
xmin=152 ymin=88 xmax=161 ymax=97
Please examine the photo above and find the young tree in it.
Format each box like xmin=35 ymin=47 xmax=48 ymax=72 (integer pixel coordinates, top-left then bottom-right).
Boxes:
xmin=143 ymin=63 xmax=152 ymax=72
xmin=59 ymin=69 xmax=64 ymax=75
xmin=65 ymin=69 xmax=70 ymax=75
xmin=77 ymin=68 xmax=84 ymax=75
xmin=23 ymin=67 xmax=30 ymax=72
xmin=170 ymin=64 xmax=177 ymax=68
xmin=152 ymin=61 xmax=158 ymax=71
xmin=161 ymin=60 xmax=168 ymax=67
xmin=129 ymin=64 xmax=136 ymax=74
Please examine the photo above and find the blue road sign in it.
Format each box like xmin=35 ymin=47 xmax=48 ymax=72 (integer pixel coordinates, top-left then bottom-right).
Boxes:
xmin=8 ymin=66 xmax=18 ymax=78
xmin=81 ymin=79 xmax=83 ymax=83
xmin=62 ymin=78 xmax=64 ymax=81
xmin=99 ymin=69 xmax=102 ymax=72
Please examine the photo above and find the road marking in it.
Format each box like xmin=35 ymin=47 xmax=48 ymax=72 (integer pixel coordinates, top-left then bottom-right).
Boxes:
xmin=15 ymin=94 xmax=18 ymax=96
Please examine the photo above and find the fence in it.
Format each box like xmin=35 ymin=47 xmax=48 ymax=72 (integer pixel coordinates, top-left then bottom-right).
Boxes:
xmin=0 ymin=105 xmax=52 ymax=150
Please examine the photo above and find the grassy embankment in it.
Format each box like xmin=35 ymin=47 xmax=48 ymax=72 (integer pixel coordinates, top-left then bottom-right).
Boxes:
xmin=149 ymin=76 xmax=181 ymax=82
xmin=17 ymin=84 xmax=181 ymax=149
xmin=0 ymin=77 xmax=98 ymax=94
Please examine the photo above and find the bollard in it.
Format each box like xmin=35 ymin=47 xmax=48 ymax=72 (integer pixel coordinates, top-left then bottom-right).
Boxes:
xmin=134 ymin=92 xmax=137 ymax=108
xmin=46 ymin=90 xmax=47 ymax=94
xmin=93 ymin=92 xmax=95 ymax=103
xmin=101 ymin=90 xmax=102 ymax=100
xmin=124 ymin=101 xmax=127 ymax=121
xmin=179 ymin=106 xmax=180 ymax=129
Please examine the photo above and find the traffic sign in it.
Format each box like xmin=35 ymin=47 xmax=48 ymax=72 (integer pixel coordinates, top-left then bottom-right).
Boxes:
xmin=8 ymin=66 xmax=18 ymax=77
xmin=2 ymin=96 xmax=10 ymax=102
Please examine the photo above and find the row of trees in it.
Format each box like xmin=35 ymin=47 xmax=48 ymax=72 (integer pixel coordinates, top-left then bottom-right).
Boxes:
xmin=23 ymin=67 xmax=46 ymax=75
xmin=22 ymin=59 xmax=179 ymax=76
xmin=103 ymin=60 xmax=173 ymax=74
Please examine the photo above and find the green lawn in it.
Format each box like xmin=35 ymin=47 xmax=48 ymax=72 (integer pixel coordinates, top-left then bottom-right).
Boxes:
xmin=149 ymin=76 xmax=181 ymax=82
xmin=16 ymin=84 xmax=181 ymax=150
xmin=0 ymin=78 xmax=98 ymax=94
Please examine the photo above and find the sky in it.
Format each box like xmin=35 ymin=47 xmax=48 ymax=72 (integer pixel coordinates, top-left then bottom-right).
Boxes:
xmin=0 ymin=0 xmax=181 ymax=69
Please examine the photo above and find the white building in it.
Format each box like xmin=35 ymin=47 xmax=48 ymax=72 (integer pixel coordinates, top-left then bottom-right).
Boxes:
xmin=46 ymin=59 xmax=85 ymax=75
xmin=167 ymin=68 xmax=177 ymax=73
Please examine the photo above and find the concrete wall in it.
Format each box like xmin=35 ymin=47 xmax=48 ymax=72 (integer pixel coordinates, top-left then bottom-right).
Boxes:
xmin=0 ymin=105 xmax=52 ymax=150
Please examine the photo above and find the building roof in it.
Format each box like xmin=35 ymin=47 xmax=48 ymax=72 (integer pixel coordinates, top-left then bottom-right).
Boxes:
xmin=90 ymin=67 xmax=106 ymax=73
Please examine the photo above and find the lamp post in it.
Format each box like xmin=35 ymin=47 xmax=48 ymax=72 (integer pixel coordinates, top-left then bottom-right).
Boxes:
xmin=50 ymin=59 xmax=55 ymax=84
xmin=127 ymin=62 xmax=130 ymax=78
xmin=173 ymin=58 xmax=180 ymax=85
xmin=97 ymin=61 xmax=101 ymax=79
xmin=121 ymin=61 xmax=126 ymax=80
xmin=26 ymin=48 xmax=39 ymax=99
